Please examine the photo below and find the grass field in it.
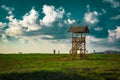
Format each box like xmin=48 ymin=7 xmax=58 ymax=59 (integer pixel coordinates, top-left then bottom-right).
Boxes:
xmin=0 ymin=54 xmax=120 ymax=80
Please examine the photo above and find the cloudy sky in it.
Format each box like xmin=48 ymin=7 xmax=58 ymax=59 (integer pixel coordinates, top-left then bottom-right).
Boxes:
xmin=0 ymin=0 xmax=120 ymax=53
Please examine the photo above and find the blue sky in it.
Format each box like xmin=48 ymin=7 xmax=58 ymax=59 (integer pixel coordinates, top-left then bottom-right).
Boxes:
xmin=0 ymin=0 xmax=120 ymax=53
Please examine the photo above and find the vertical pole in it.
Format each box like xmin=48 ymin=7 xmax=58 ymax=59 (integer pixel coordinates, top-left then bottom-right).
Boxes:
xmin=58 ymin=50 xmax=60 ymax=54
xmin=76 ymin=33 xmax=78 ymax=54
xmin=53 ymin=50 xmax=56 ymax=54
xmin=81 ymin=33 xmax=82 ymax=54
xmin=84 ymin=33 xmax=86 ymax=54
xmin=72 ymin=33 xmax=73 ymax=54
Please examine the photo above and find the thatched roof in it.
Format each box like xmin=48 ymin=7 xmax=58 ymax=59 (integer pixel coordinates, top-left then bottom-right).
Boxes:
xmin=68 ymin=26 xmax=89 ymax=33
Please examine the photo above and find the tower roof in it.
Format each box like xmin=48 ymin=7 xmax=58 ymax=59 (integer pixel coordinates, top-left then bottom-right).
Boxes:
xmin=68 ymin=26 xmax=89 ymax=33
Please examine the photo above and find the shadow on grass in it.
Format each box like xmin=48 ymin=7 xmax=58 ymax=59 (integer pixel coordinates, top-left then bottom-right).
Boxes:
xmin=0 ymin=70 xmax=119 ymax=80
xmin=0 ymin=71 xmax=87 ymax=80
xmin=0 ymin=70 xmax=92 ymax=80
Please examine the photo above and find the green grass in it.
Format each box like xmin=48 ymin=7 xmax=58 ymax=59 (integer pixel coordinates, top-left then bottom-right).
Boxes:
xmin=0 ymin=54 xmax=120 ymax=80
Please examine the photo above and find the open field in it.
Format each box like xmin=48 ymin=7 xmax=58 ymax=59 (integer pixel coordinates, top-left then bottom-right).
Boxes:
xmin=0 ymin=54 xmax=120 ymax=80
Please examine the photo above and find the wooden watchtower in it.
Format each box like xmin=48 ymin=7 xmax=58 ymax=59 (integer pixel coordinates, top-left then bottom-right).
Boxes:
xmin=68 ymin=26 xmax=89 ymax=59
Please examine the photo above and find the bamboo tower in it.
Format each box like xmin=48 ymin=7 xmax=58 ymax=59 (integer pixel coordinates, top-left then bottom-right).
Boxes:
xmin=68 ymin=26 xmax=89 ymax=59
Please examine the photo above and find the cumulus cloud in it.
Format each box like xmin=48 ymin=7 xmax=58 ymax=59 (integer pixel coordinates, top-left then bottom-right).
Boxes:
xmin=5 ymin=8 xmax=41 ymax=37
xmin=116 ymin=26 xmax=120 ymax=38
xmin=5 ymin=14 xmax=23 ymax=37
xmin=1 ymin=34 xmax=8 ymax=42
xmin=5 ymin=24 xmax=23 ymax=37
xmin=0 ymin=22 xmax=6 ymax=28
xmin=111 ymin=15 xmax=120 ymax=20
xmin=84 ymin=11 xmax=99 ymax=24
xmin=108 ymin=26 xmax=120 ymax=42
xmin=108 ymin=29 xmax=116 ymax=42
xmin=103 ymin=0 xmax=120 ymax=8
xmin=1 ymin=4 xmax=74 ymax=43
xmin=1 ymin=5 xmax=14 ymax=14
xmin=20 ymin=8 xmax=41 ymax=31
xmin=6 ymin=15 xmax=14 ymax=21
xmin=40 ymin=5 xmax=65 ymax=26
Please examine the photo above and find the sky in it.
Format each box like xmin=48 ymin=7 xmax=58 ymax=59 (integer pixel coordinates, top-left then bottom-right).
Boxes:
xmin=0 ymin=0 xmax=120 ymax=53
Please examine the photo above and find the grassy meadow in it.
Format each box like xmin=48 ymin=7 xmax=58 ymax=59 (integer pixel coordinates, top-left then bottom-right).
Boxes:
xmin=0 ymin=54 xmax=120 ymax=80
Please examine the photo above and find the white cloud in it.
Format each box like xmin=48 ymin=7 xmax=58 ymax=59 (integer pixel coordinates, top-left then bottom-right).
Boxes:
xmin=116 ymin=26 xmax=120 ymax=39
xmin=41 ymin=35 xmax=54 ymax=39
xmin=1 ymin=5 xmax=14 ymax=11
xmin=20 ymin=8 xmax=40 ymax=31
xmin=84 ymin=11 xmax=99 ymax=24
xmin=108 ymin=29 xmax=116 ymax=42
xmin=5 ymin=8 xmax=41 ymax=37
xmin=108 ymin=26 xmax=120 ymax=42
xmin=5 ymin=25 xmax=23 ymax=37
xmin=67 ymin=19 xmax=75 ymax=24
xmin=87 ymin=36 xmax=103 ymax=42
xmin=111 ymin=15 xmax=120 ymax=20
xmin=56 ymin=7 xmax=65 ymax=18
xmin=65 ymin=12 xmax=76 ymax=25
xmin=94 ymin=27 xmax=103 ymax=31
xmin=2 ymin=34 xmax=8 ymax=42
xmin=64 ymin=18 xmax=75 ymax=24
xmin=103 ymin=0 xmax=120 ymax=8
xmin=1 ymin=5 xmax=14 ymax=14
xmin=45 ymin=35 xmax=54 ymax=38
xmin=0 ymin=22 xmax=6 ymax=28
xmin=5 ymin=14 xmax=23 ymax=37
xmin=40 ymin=5 xmax=65 ymax=26
xmin=6 ymin=15 xmax=14 ymax=21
